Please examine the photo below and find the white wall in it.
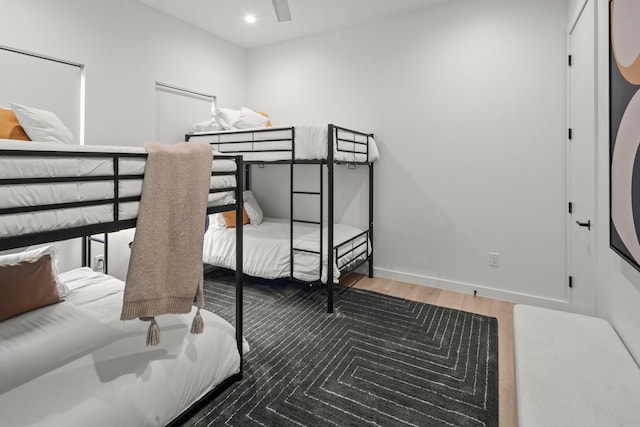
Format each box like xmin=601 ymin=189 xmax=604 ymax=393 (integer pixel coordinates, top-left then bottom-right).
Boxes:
xmin=247 ymin=0 xmax=569 ymax=305
xmin=0 ymin=0 xmax=246 ymax=147
xmin=1 ymin=0 xmax=247 ymax=278
xmin=0 ymin=50 xmax=83 ymax=142
xmin=595 ymin=0 xmax=640 ymax=363
xmin=568 ymin=0 xmax=585 ymax=16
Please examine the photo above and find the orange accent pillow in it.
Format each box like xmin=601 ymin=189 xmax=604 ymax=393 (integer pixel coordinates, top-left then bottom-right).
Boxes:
xmin=257 ymin=111 xmax=272 ymax=127
xmin=0 ymin=107 xmax=30 ymax=141
xmin=221 ymin=208 xmax=249 ymax=228
xmin=0 ymin=255 xmax=61 ymax=321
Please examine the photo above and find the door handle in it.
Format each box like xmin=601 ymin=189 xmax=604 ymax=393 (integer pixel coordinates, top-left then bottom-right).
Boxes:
xmin=576 ymin=220 xmax=591 ymax=230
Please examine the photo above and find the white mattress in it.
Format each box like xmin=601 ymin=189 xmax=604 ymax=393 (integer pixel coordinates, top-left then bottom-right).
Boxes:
xmin=514 ymin=304 xmax=640 ymax=427
xmin=0 ymin=139 xmax=237 ymax=237
xmin=203 ymin=216 xmax=370 ymax=283
xmin=189 ymin=124 xmax=380 ymax=163
xmin=0 ymin=267 xmax=245 ymax=427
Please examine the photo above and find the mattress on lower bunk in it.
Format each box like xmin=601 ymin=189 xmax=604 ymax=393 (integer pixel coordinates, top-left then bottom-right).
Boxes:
xmin=0 ymin=139 xmax=237 ymax=237
xmin=188 ymin=124 xmax=380 ymax=163
xmin=0 ymin=267 xmax=245 ymax=427
xmin=203 ymin=216 xmax=370 ymax=283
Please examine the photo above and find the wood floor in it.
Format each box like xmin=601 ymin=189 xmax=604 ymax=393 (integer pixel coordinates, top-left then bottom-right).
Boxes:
xmin=341 ymin=274 xmax=518 ymax=427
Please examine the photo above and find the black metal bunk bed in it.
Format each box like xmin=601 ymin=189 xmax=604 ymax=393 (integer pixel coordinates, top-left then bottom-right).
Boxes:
xmin=0 ymin=145 xmax=245 ymax=426
xmin=186 ymin=124 xmax=374 ymax=313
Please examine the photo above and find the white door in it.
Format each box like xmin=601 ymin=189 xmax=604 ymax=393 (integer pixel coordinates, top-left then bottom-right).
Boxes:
xmin=567 ymin=0 xmax=596 ymax=314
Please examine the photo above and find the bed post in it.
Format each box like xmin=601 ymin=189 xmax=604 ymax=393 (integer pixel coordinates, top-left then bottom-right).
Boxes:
xmin=245 ymin=163 xmax=251 ymax=191
xmin=369 ymin=160 xmax=374 ymax=278
xmin=82 ymin=236 xmax=88 ymax=268
xmin=235 ymin=155 xmax=244 ymax=374
xmin=104 ymin=233 xmax=109 ymax=274
xmin=327 ymin=124 xmax=334 ymax=313
xmin=289 ymin=161 xmax=294 ymax=281
xmin=319 ymin=162 xmax=324 ymax=288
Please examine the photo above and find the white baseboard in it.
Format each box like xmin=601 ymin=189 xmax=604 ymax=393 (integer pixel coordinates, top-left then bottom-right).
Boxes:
xmin=373 ymin=267 xmax=569 ymax=310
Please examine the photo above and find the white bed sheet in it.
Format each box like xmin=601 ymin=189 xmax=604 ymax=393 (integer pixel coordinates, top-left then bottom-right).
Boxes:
xmin=189 ymin=124 xmax=380 ymax=163
xmin=0 ymin=267 xmax=245 ymax=427
xmin=0 ymin=139 xmax=237 ymax=237
xmin=203 ymin=217 xmax=370 ymax=283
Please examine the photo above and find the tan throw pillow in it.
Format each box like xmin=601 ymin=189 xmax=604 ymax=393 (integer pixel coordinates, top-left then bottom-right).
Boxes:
xmin=0 ymin=254 xmax=62 ymax=321
xmin=221 ymin=208 xmax=250 ymax=228
xmin=0 ymin=107 xmax=30 ymax=141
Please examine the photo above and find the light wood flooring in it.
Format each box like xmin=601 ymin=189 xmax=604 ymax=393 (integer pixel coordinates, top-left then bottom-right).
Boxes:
xmin=341 ymin=274 xmax=517 ymax=427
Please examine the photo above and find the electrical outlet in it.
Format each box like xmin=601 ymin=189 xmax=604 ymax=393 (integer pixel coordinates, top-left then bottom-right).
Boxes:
xmin=93 ymin=255 xmax=105 ymax=273
xmin=489 ymin=252 xmax=500 ymax=268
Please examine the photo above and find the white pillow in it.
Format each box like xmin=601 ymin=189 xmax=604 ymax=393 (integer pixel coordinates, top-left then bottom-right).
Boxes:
xmin=0 ymin=244 xmax=70 ymax=296
xmin=10 ymin=102 xmax=77 ymax=145
xmin=214 ymin=107 xmax=241 ymax=130
xmin=209 ymin=213 xmax=227 ymax=228
xmin=243 ymin=190 xmax=263 ymax=225
xmin=192 ymin=118 xmax=222 ymax=132
xmin=232 ymin=107 xmax=269 ymax=130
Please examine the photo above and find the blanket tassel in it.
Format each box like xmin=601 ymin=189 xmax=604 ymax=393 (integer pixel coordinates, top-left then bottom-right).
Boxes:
xmin=191 ymin=308 xmax=204 ymax=334
xmin=147 ymin=317 xmax=160 ymax=346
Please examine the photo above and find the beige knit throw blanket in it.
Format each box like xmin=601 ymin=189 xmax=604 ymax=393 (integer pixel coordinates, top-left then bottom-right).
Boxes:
xmin=121 ymin=141 xmax=213 ymax=346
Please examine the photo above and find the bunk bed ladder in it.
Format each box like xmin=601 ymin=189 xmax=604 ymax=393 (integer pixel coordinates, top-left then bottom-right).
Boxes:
xmin=289 ymin=161 xmax=325 ymax=298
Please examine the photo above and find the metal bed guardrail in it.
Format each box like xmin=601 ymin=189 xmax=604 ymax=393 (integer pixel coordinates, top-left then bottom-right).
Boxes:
xmin=0 ymin=148 xmax=243 ymax=250
xmin=331 ymin=124 xmax=372 ymax=165
xmin=186 ymin=124 xmax=374 ymax=165
xmin=188 ymin=126 xmax=296 ymax=160
xmin=289 ymin=228 xmax=371 ymax=277
xmin=335 ymin=229 xmax=370 ymax=272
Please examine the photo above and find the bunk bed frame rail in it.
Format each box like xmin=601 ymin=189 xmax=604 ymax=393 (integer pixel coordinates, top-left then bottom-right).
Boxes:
xmin=0 ymin=149 xmax=241 ymax=250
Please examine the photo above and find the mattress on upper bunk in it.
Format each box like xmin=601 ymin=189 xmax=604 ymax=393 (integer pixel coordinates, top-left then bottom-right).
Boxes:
xmin=203 ymin=216 xmax=370 ymax=283
xmin=188 ymin=124 xmax=380 ymax=163
xmin=0 ymin=267 xmax=246 ymax=427
xmin=0 ymin=139 xmax=238 ymax=238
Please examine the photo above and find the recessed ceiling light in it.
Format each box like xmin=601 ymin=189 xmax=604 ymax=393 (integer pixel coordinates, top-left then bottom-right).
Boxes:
xmin=245 ymin=14 xmax=256 ymax=24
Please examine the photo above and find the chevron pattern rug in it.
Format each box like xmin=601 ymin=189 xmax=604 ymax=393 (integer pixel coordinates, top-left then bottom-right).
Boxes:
xmin=187 ymin=270 xmax=499 ymax=427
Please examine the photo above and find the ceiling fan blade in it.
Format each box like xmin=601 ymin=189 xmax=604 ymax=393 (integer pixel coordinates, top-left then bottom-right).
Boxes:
xmin=272 ymin=0 xmax=292 ymax=22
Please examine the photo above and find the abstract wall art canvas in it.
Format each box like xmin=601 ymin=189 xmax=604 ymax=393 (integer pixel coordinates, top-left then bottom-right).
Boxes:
xmin=610 ymin=0 xmax=640 ymax=270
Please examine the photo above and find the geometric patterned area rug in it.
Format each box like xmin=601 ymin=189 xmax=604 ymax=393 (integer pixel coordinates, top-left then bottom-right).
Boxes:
xmin=185 ymin=269 xmax=499 ymax=427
